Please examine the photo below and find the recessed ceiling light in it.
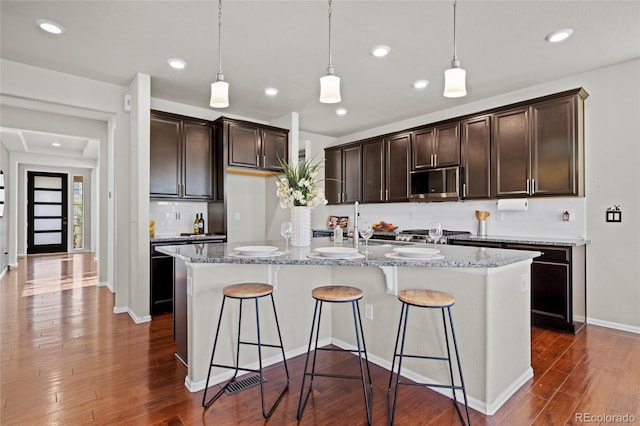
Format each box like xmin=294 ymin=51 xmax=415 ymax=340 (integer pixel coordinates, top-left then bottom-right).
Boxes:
xmin=336 ymin=108 xmax=347 ymax=116
xmin=167 ymin=58 xmax=186 ymax=69
xmin=413 ymin=80 xmax=429 ymax=89
xmin=264 ymin=87 xmax=279 ymax=96
xmin=37 ymin=19 xmax=65 ymax=35
xmin=545 ymin=29 xmax=573 ymax=43
xmin=370 ymin=45 xmax=391 ymax=57
xmin=51 ymin=142 xmax=61 ymax=147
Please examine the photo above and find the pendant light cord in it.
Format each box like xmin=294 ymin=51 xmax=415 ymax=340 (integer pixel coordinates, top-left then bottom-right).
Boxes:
xmin=327 ymin=0 xmax=334 ymax=74
xmin=451 ymin=0 xmax=459 ymax=66
xmin=217 ymin=0 xmax=223 ymax=77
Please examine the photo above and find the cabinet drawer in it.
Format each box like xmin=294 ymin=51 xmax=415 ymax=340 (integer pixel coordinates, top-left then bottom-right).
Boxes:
xmin=506 ymin=244 xmax=570 ymax=263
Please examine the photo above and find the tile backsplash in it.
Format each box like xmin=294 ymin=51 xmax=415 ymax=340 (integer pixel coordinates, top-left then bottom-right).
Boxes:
xmin=150 ymin=201 xmax=209 ymax=236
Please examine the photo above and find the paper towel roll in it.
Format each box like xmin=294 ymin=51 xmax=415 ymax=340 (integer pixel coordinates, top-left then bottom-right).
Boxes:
xmin=497 ymin=198 xmax=528 ymax=211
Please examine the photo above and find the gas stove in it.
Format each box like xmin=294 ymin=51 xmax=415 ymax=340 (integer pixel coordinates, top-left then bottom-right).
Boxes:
xmin=372 ymin=228 xmax=471 ymax=244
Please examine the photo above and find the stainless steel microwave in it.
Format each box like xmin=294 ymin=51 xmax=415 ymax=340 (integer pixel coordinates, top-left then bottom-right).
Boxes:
xmin=410 ymin=166 xmax=461 ymax=201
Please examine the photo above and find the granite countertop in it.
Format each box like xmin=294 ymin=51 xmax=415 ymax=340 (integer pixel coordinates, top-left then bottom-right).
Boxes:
xmin=448 ymin=234 xmax=589 ymax=247
xmin=156 ymin=238 xmax=539 ymax=268
xmin=151 ymin=234 xmax=227 ymax=243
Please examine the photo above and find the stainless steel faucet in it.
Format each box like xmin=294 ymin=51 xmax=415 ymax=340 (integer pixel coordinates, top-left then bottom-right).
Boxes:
xmin=353 ymin=201 xmax=360 ymax=248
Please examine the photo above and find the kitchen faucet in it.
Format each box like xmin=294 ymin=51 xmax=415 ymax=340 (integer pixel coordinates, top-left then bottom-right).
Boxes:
xmin=353 ymin=201 xmax=360 ymax=248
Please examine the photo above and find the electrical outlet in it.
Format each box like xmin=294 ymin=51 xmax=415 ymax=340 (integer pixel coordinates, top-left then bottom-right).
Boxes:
xmin=234 ymin=212 xmax=240 ymax=221
xmin=520 ymin=274 xmax=529 ymax=293
xmin=365 ymin=303 xmax=373 ymax=320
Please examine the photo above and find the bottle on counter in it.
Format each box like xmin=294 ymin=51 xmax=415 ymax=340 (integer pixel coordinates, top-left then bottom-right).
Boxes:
xmin=193 ymin=214 xmax=200 ymax=234
xmin=198 ymin=213 xmax=205 ymax=235
xmin=334 ymin=225 xmax=343 ymax=243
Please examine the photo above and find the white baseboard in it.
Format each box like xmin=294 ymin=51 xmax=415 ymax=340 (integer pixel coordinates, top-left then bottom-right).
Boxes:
xmin=587 ymin=317 xmax=640 ymax=334
xmin=97 ymin=281 xmax=114 ymax=292
xmin=112 ymin=306 xmax=151 ymax=324
xmin=331 ymin=337 xmax=533 ymax=416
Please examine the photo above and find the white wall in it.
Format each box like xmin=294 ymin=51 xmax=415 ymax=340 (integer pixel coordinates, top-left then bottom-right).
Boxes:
xmin=328 ymin=58 xmax=640 ymax=331
xmin=0 ymin=143 xmax=9 ymax=272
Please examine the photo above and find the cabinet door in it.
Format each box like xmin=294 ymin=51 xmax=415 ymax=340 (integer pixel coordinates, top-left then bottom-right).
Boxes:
xmin=386 ymin=134 xmax=411 ymax=202
xmin=362 ymin=139 xmax=384 ymax=203
xmin=412 ymin=127 xmax=435 ymax=170
xmin=461 ymin=115 xmax=491 ymax=198
xmin=151 ymin=255 xmax=174 ymax=314
xmin=325 ymin=148 xmax=342 ymax=204
xmin=228 ymin=122 xmax=260 ymax=168
xmin=342 ymin=145 xmax=362 ymax=203
xmin=531 ymin=96 xmax=577 ymax=196
xmin=492 ymin=107 xmax=530 ymax=197
xmin=261 ymin=128 xmax=288 ymax=170
xmin=183 ymin=121 xmax=213 ymax=199
xmin=150 ymin=116 xmax=181 ymax=197
xmin=434 ymin=123 xmax=460 ymax=167
xmin=531 ymin=261 xmax=570 ymax=324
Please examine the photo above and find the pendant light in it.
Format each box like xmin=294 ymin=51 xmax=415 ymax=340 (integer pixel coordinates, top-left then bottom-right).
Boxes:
xmin=210 ymin=0 xmax=229 ymax=108
xmin=319 ymin=0 xmax=341 ymax=103
xmin=443 ymin=0 xmax=467 ymax=98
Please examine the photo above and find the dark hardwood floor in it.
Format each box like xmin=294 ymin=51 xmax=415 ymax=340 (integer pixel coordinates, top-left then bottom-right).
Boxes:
xmin=1 ymin=253 xmax=638 ymax=425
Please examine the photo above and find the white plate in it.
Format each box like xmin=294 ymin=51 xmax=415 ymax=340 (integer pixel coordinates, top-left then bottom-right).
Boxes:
xmin=229 ymin=251 xmax=284 ymax=259
xmin=314 ymin=247 xmax=360 ymax=258
xmin=234 ymin=246 xmax=279 ymax=256
xmin=308 ymin=252 xmax=365 ymax=261
xmin=385 ymin=253 xmax=444 ymax=261
xmin=392 ymin=247 xmax=440 ymax=258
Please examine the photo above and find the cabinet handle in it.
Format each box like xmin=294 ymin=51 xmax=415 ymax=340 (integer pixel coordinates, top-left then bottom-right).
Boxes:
xmin=430 ymin=154 xmax=434 ymax=167
xmin=434 ymin=154 xmax=438 ymax=167
xmin=385 ymin=189 xmax=389 ymax=201
xmin=462 ymin=183 xmax=467 ymax=198
xmin=526 ymin=179 xmax=530 ymax=194
xmin=380 ymin=190 xmax=383 ymax=200
xmin=256 ymin=155 xmax=260 ymax=167
xmin=338 ymin=192 xmax=342 ymax=203
xmin=263 ymin=155 xmax=266 ymax=167
xmin=531 ymin=178 xmax=536 ymax=195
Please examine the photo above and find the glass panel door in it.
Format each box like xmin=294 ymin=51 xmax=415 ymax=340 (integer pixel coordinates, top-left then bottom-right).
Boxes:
xmin=27 ymin=171 xmax=68 ymax=254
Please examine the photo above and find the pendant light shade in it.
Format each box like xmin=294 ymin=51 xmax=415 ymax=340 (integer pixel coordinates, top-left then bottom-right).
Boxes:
xmin=443 ymin=1 xmax=467 ymax=98
xmin=320 ymin=72 xmax=341 ymax=104
xmin=210 ymin=76 xmax=229 ymax=108
xmin=320 ymin=0 xmax=341 ymax=103
xmin=444 ymin=65 xmax=466 ymax=98
xmin=210 ymin=0 xmax=229 ymax=108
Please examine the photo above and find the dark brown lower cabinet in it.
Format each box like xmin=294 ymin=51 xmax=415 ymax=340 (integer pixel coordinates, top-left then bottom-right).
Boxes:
xmin=449 ymin=240 xmax=586 ymax=333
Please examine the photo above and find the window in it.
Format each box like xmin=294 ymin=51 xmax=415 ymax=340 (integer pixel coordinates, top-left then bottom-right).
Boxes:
xmin=73 ymin=176 xmax=83 ymax=249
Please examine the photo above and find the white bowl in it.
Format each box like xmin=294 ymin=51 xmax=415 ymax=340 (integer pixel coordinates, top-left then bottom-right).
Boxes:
xmin=234 ymin=246 xmax=279 ymax=256
xmin=392 ymin=247 xmax=440 ymax=258
xmin=314 ymin=247 xmax=359 ymax=258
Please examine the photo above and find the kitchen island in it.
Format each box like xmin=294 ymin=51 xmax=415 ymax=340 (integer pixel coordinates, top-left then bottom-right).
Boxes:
xmin=157 ymin=239 xmax=539 ymax=415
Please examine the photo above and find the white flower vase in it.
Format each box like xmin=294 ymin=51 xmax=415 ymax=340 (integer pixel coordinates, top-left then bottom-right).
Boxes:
xmin=290 ymin=206 xmax=312 ymax=247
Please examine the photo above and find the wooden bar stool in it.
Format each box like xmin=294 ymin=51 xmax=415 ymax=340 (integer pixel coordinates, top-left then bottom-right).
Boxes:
xmin=297 ymin=285 xmax=373 ymax=425
xmin=388 ymin=289 xmax=471 ymax=425
xmin=202 ymin=283 xmax=289 ymax=419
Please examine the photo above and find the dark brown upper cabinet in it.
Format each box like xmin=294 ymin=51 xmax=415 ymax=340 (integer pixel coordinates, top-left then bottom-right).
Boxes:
xmin=325 ymin=145 xmax=362 ymax=205
xmin=492 ymin=89 xmax=587 ymax=198
xmin=460 ymin=115 xmax=491 ymax=199
xmin=362 ymin=134 xmax=410 ymax=203
xmin=223 ymin=118 xmax=288 ymax=171
xmin=411 ymin=122 xmax=460 ymax=170
xmin=150 ymin=111 xmax=214 ymax=200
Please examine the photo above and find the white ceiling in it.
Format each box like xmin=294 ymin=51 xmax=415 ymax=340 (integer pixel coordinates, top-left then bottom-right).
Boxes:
xmin=1 ymin=0 xmax=639 ymax=143
xmin=0 ymin=127 xmax=100 ymax=160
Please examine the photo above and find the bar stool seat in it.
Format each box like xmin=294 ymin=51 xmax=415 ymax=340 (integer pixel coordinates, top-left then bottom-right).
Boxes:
xmin=388 ymin=289 xmax=471 ymax=425
xmin=297 ymin=285 xmax=373 ymax=425
xmin=202 ymin=282 xmax=289 ymax=419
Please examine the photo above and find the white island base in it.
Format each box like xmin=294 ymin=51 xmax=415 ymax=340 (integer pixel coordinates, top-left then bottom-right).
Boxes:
xmin=182 ymin=260 xmax=533 ymax=415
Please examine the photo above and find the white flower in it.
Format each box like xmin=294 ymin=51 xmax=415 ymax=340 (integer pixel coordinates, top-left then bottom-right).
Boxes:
xmin=275 ymin=158 xmax=327 ymax=208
